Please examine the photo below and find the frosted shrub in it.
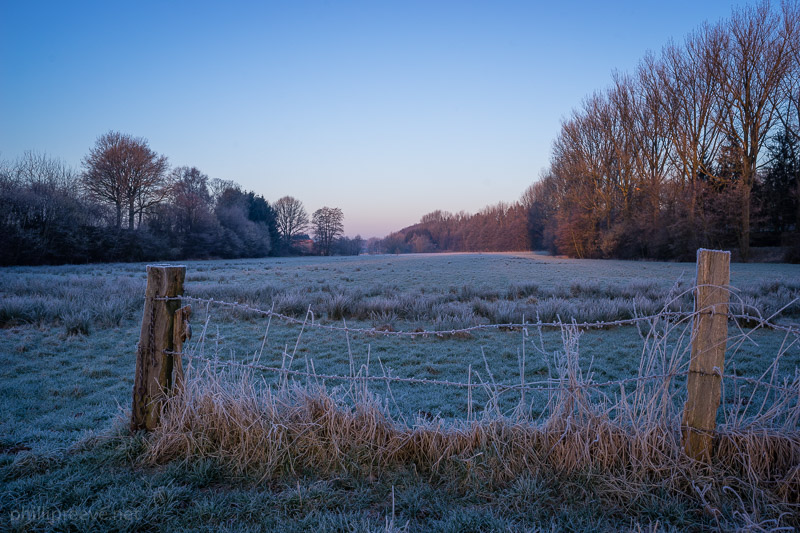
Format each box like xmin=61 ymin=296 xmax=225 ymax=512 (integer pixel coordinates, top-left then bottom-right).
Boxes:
xmin=62 ymin=309 xmax=91 ymax=336
xmin=505 ymin=281 xmax=539 ymax=300
xmin=617 ymin=280 xmax=664 ymax=300
xmin=573 ymin=298 xmax=626 ymax=323
xmin=0 ymin=295 xmax=51 ymax=326
xmin=432 ymin=306 xmax=477 ymax=331
xmin=488 ymin=300 xmax=519 ymax=324
xmin=275 ymin=289 xmax=310 ymax=317
xmin=324 ymin=292 xmax=366 ymax=321
xmin=535 ymin=298 xmax=576 ymax=323
xmin=363 ymin=296 xmax=399 ymax=318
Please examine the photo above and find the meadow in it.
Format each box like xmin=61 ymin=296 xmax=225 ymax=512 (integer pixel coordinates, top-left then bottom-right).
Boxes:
xmin=1 ymin=252 xmax=799 ymax=532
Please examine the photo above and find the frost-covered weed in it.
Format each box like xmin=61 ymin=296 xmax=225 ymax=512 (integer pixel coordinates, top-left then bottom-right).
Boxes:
xmin=63 ymin=309 xmax=92 ymax=336
xmin=369 ymin=310 xmax=398 ymax=329
xmin=534 ymin=298 xmax=576 ymax=323
xmin=275 ymin=289 xmax=311 ymax=317
xmin=456 ymin=284 xmax=501 ymax=301
xmin=3 ymin=257 xmax=798 ymax=336
xmin=323 ymin=292 xmax=367 ymax=321
xmin=569 ymin=281 xmax=609 ymax=299
xmin=432 ymin=310 xmax=477 ymax=331
xmin=734 ymin=280 xmax=800 ymax=317
xmin=471 ymin=300 xmax=519 ymax=324
xmin=395 ymin=293 xmax=437 ymax=320
xmin=572 ymin=298 xmax=627 ymax=323
xmin=505 ymin=281 xmax=539 ymax=300
xmin=631 ymin=295 xmax=662 ymax=317
xmin=250 ymin=283 xmax=281 ymax=305
xmin=363 ymin=296 xmax=399 ymax=318
xmin=0 ymin=274 xmax=142 ymax=329
xmin=430 ymin=301 xmax=479 ymax=330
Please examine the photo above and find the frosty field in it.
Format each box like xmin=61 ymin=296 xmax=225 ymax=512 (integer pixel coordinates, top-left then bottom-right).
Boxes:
xmin=1 ymin=252 xmax=799 ymax=531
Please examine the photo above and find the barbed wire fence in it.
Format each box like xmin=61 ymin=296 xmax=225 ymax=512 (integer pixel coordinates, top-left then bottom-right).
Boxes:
xmin=160 ymin=298 xmax=800 ymax=435
xmin=164 ymin=295 xmax=799 ymax=393
xmin=162 ymin=293 xmax=800 ymax=338
xmin=132 ymin=253 xmax=800 ymax=456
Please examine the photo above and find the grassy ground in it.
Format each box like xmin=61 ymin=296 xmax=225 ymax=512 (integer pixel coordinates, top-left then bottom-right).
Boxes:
xmin=1 ymin=252 xmax=799 ymax=531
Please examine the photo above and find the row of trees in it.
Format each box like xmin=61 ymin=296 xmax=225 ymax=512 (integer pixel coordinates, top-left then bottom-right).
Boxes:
xmin=373 ymin=2 xmax=798 ymax=262
xmin=374 ymin=202 xmax=529 ymax=254
xmin=0 ymin=133 xmax=356 ymax=265
xmin=525 ymin=1 xmax=799 ymax=261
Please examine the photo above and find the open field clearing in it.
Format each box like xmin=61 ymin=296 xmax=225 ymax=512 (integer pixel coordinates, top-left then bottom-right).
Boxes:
xmin=2 ymin=252 xmax=800 ymax=531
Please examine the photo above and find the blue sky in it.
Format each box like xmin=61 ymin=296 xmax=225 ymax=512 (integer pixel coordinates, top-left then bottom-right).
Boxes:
xmin=1 ymin=0 xmax=738 ymax=238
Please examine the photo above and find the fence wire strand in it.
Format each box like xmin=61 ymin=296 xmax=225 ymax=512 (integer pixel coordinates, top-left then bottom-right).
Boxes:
xmin=158 ymin=291 xmax=800 ymax=397
xmin=156 ymin=295 xmax=800 ymax=337
xmin=153 ymin=290 xmax=800 ymax=394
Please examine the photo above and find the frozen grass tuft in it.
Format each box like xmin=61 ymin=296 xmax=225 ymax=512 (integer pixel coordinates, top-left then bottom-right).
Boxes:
xmin=0 ymin=274 xmax=143 ymax=332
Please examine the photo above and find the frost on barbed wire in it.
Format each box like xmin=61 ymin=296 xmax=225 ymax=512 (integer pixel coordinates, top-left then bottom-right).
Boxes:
xmin=159 ymin=289 xmax=800 ymax=428
xmin=158 ymin=292 xmax=800 ymax=336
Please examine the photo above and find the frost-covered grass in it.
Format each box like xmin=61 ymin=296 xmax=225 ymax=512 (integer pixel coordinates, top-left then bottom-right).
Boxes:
xmin=1 ymin=252 xmax=799 ymax=531
xmin=3 ymin=252 xmax=798 ymax=332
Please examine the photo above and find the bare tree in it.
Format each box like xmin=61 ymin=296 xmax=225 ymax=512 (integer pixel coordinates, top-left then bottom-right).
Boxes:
xmin=311 ymin=207 xmax=344 ymax=256
xmin=274 ymin=196 xmax=309 ymax=251
xmin=209 ymin=178 xmax=239 ymax=206
xmin=774 ymin=1 xmax=800 ymax=228
xmin=659 ymin=25 xmax=726 ymax=231
xmin=81 ymin=131 xmax=169 ymax=229
xmin=633 ymin=56 xmax=671 ymax=226
xmin=0 ymin=152 xmax=92 ymax=264
xmin=711 ymin=1 xmax=796 ymax=260
xmin=12 ymin=150 xmax=75 ymax=188
xmin=171 ymin=166 xmax=212 ymax=233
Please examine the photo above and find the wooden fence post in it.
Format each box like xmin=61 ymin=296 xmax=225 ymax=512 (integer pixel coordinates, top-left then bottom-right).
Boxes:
xmin=131 ymin=265 xmax=186 ymax=431
xmin=682 ymin=249 xmax=730 ymax=461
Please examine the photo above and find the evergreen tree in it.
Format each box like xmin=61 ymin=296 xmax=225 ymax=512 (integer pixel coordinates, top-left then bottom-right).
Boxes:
xmin=758 ymin=126 xmax=798 ymax=234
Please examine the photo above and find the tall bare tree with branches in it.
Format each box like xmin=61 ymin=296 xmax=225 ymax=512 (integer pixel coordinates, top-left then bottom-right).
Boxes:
xmin=711 ymin=1 xmax=797 ymax=260
xmin=81 ymin=131 xmax=169 ymax=229
xmin=311 ymin=206 xmax=344 ymax=256
xmin=659 ymin=25 xmax=726 ymax=232
xmin=274 ymin=196 xmax=309 ymax=252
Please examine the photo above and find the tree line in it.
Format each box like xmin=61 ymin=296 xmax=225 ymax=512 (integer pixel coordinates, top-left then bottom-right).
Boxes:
xmin=374 ymin=203 xmax=529 ymax=254
xmin=0 ymin=133 xmax=361 ymax=265
xmin=5 ymin=3 xmax=798 ymax=264
xmin=527 ymin=0 xmax=799 ymax=262
xmin=376 ymin=1 xmax=799 ymax=262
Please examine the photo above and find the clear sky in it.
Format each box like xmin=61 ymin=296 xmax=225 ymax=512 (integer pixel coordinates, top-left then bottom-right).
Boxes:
xmin=1 ymin=0 xmax=739 ymax=238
